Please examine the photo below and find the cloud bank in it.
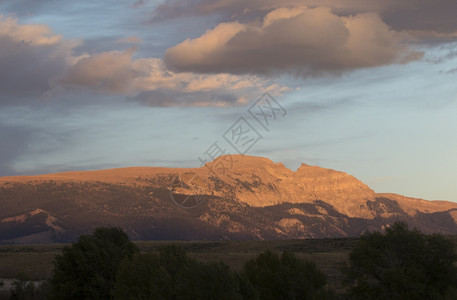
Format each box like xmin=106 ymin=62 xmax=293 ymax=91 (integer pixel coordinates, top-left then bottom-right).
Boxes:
xmin=0 ymin=16 xmax=279 ymax=107
xmin=165 ymin=7 xmax=422 ymax=76
xmin=152 ymin=0 xmax=457 ymax=38
xmin=58 ymin=50 xmax=278 ymax=106
xmin=1 ymin=1 xmax=452 ymax=107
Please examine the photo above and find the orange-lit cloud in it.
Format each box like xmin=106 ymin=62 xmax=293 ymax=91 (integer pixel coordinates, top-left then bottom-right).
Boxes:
xmin=0 ymin=15 xmax=62 ymax=45
xmin=60 ymin=48 xmax=138 ymax=94
xmin=165 ymin=7 xmax=422 ymax=76
xmin=58 ymin=50 xmax=283 ymax=106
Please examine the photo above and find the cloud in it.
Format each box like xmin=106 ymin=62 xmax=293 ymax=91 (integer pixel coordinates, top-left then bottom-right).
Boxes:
xmin=58 ymin=51 xmax=281 ymax=106
xmin=59 ymin=48 xmax=139 ymax=94
xmin=0 ymin=15 xmax=76 ymax=99
xmin=152 ymin=0 xmax=457 ymax=41
xmin=130 ymin=57 xmax=285 ymax=106
xmin=164 ymin=7 xmax=422 ymax=76
xmin=0 ymin=16 xmax=61 ymax=45
xmin=151 ymin=0 xmax=384 ymax=21
xmin=381 ymin=0 xmax=457 ymax=35
xmin=0 ymin=8 xmax=424 ymax=108
xmin=0 ymin=15 xmax=280 ymax=107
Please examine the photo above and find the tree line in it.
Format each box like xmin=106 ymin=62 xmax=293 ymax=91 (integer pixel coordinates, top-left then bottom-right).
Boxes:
xmin=9 ymin=222 xmax=457 ymax=299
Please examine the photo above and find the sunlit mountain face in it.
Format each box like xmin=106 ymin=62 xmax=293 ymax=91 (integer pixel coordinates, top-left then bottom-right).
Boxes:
xmin=1 ymin=155 xmax=457 ymax=244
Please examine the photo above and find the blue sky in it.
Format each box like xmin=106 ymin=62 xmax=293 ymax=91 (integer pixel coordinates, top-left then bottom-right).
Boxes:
xmin=0 ymin=0 xmax=456 ymax=201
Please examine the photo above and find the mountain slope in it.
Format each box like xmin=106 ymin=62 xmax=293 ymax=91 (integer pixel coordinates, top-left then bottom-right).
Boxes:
xmin=0 ymin=155 xmax=456 ymax=244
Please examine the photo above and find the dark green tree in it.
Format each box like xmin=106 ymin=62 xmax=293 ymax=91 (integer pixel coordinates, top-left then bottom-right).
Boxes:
xmin=343 ymin=222 xmax=457 ymax=299
xmin=242 ymin=249 xmax=328 ymax=300
xmin=157 ymin=244 xmax=195 ymax=297
xmin=179 ymin=261 xmax=247 ymax=300
xmin=114 ymin=253 xmax=170 ymax=300
xmin=114 ymin=245 xmax=252 ymax=299
xmin=50 ymin=227 xmax=139 ymax=299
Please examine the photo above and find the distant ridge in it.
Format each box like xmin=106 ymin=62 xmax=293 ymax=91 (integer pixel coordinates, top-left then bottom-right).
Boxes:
xmin=1 ymin=155 xmax=456 ymax=244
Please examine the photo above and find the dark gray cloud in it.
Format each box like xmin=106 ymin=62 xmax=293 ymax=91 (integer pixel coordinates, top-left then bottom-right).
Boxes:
xmin=0 ymin=36 xmax=67 ymax=98
xmin=382 ymin=0 xmax=457 ymax=34
xmin=0 ymin=16 xmax=73 ymax=102
xmin=152 ymin=0 xmax=457 ymax=40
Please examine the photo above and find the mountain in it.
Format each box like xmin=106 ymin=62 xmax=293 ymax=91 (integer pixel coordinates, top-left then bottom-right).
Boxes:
xmin=1 ymin=155 xmax=457 ymax=244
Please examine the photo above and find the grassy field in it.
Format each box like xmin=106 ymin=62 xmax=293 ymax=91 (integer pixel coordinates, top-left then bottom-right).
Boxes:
xmin=0 ymin=238 xmax=359 ymax=291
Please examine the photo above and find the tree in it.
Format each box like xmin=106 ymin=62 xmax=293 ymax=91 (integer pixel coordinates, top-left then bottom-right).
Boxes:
xmin=50 ymin=227 xmax=139 ymax=299
xmin=242 ymin=249 xmax=328 ymax=300
xmin=114 ymin=245 xmax=252 ymax=299
xmin=180 ymin=261 xmax=247 ymax=300
xmin=114 ymin=253 xmax=171 ymax=300
xmin=343 ymin=222 xmax=457 ymax=299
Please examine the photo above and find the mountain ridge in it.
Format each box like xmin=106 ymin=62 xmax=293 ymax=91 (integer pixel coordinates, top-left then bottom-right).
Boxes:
xmin=1 ymin=155 xmax=456 ymax=244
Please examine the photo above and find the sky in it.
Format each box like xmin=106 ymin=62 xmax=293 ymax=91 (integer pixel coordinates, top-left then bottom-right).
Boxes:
xmin=0 ymin=0 xmax=456 ymax=201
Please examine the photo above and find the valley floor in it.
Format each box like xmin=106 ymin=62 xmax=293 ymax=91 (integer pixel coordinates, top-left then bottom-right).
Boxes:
xmin=0 ymin=238 xmax=361 ymax=292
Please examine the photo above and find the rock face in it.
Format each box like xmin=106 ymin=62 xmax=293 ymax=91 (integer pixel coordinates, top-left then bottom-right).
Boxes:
xmin=204 ymin=156 xmax=377 ymax=217
xmin=0 ymin=155 xmax=457 ymax=244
